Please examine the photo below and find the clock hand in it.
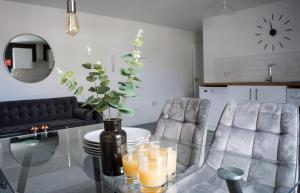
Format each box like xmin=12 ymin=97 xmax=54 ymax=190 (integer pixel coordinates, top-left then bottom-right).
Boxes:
xmin=269 ymin=20 xmax=273 ymax=30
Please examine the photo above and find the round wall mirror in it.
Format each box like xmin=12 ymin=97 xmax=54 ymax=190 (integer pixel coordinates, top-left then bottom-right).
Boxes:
xmin=3 ymin=34 xmax=54 ymax=83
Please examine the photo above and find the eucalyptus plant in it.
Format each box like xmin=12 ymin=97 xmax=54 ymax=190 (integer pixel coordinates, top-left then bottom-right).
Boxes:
xmin=58 ymin=29 xmax=144 ymax=120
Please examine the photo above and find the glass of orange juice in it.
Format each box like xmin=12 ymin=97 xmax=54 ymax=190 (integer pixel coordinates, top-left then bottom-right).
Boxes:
xmin=122 ymin=149 xmax=138 ymax=184
xmin=137 ymin=147 xmax=168 ymax=193
xmin=158 ymin=140 xmax=177 ymax=181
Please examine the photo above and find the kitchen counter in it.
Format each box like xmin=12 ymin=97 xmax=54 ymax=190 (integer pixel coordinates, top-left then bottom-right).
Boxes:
xmin=200 ymin=82 xmax=300 ymax=88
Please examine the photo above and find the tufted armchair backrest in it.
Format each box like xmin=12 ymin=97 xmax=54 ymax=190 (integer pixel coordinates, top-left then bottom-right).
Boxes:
xmin=153 ymin=98 xmax=211 ymax=167
xmin=0 ymin=97 xmax=79 ymax=127
xmin=206 ymin=101 xmax=299 ymax=191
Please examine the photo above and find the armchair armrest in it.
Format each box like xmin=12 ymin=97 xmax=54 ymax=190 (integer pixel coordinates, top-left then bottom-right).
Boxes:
xmin=73 ymin=108 xmax=93 ymax=121
xmin=286 ymin=182 xmax=300 ymax=193
xmin=217 ymin=167 xmax=244 ymax=193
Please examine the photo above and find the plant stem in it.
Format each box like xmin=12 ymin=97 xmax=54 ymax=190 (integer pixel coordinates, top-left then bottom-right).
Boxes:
xmin=108 ymin=107 xmax=111 ymax=120
xmin=65 ymin=78 xmax=107 ymax=119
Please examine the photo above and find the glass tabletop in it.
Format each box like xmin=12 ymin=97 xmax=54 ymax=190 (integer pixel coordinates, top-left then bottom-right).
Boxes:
xmin=0 ymin=124 xmax=179 ymax=193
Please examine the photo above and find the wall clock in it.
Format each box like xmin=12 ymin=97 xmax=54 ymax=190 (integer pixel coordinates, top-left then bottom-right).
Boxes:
xmin=255 ymin=13 xmax=292 ymax=52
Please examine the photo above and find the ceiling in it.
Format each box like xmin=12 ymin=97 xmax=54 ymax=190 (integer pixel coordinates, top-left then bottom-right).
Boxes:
xmin=5 ymin=0 xmax=281 ymax=31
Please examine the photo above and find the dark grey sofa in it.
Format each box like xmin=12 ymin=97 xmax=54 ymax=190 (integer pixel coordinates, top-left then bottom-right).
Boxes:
xmin=0 ymin=96 xmax=102 ymax=138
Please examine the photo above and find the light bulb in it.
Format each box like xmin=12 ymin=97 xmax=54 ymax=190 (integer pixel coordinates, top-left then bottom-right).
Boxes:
xmin=66 ymin=12 xmax=80 ymax=36
xmin=66 ymin=0 xmax=79 ymax=36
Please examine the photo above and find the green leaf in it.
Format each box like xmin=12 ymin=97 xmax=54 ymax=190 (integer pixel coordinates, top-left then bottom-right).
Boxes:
xmin=124 ymin=60 xmax=144 ymax=67
xmin=107 ymin=90 xmax=123 ymax=97
xmin=105 ymin=95 xmax=121 ymax=107
xmin=86 ymin=76 xmax=97 ymax=82
xmin=118 ymin=82 xmax=137 ymax=90
xmin=93 ymin=65 xmax=105 ymax=73
xmin=60 ymin=77 xmax=67 ymax=84
xmin=120 ymin=68 xmax=131 ymax=76
xmin=67 ymin=80 xmax=77 ymax=91
xmin=95 ymin=101 xmax=109 ymax=112
xmin=74 ymin=86 xmax=83 ymax=96
xmin=133 ymin=37 xmax=144 ymax=48
xmin=121 ymin=54 xmax=133 ymax=59
xmin=89 ymin=72 xmax=101 ymax=76
xmin=118 ymin=105 xmax=134 ymax=116
xmin=82 ymin=63 xmax=92 ymax=69
xmin=96 ymin=86 xmax=110 ymax=94
xmin=88 ymin=87 xmax=96 ymax=92
xmin=91 ymin=97 xmax=103 ymax=105
xmin=64 ymin=71 xmax=74 ymax=78
xmin=100 ymin=80 xmax=110 ymax=86
xmin=118 ymin=89 xmax=136 ymax=97
xmin=82 ymin=96 xmax=94 ymax=107
xmin=133 ymin=77 xmax=142 ymax=82
xmin=99 ymin=75 xmax=109 ymax=81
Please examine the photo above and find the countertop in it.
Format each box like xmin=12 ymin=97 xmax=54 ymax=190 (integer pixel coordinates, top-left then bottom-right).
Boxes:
xmin=199 ymin=82 xmax=300 ymax=88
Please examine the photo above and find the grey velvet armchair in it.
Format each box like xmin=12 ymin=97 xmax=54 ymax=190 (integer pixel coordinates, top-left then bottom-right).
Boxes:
xmin=152 ymin=98 xmax=211 ymax=180
xmin=176 ymin=101 xmax=299 ymax=193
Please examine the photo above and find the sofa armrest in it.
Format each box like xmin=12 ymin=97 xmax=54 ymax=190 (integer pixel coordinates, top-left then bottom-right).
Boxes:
xmin=73 ymin=108 xmax=93 ymax=121
xmin=77 ymin=102 xmax=103 ymax=123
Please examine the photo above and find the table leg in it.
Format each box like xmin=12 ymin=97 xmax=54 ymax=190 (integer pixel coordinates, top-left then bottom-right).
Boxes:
xmin=16 ymin=147 xmax=33 ymax=193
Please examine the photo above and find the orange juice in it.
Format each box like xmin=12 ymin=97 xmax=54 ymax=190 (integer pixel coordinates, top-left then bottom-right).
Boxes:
xmin=138 ymin=164 xmax=167 ymax=187
xmin=122 ymin=153 xmax=138 ymax=178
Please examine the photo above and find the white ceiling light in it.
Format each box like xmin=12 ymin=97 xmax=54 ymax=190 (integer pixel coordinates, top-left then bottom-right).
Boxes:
xmin=215 ymin=0 xmax=236 ymax=16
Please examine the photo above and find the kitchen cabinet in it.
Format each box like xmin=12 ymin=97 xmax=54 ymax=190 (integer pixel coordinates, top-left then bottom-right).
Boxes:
xmin=228 ymin=86 xmax=286 ymax=103
xmin=199 ymin=87 xmax=227 ymax=131
xmin=200 ymin=85 xmax=288 ymax=131
xmin=287 ymin=89 xmax=300 ymax=105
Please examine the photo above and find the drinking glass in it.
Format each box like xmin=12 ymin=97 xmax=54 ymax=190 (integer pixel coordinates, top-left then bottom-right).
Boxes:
xmin=137 ymin=147 xmax=168 ymax=193
xmin=122 ymin=150 xmax=138 ymax=184
xmin=158 ymin=140 xmax=177 ymax=181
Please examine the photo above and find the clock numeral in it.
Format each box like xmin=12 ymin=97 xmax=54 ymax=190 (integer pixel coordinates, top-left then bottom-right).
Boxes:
xmin=271 ymin=14 xmax=274 ymax=20
xmin=255 ymin=33 xmax=262 ymax=36
xmin=284 ymin=36 xmax=291 ymax=40
xmin=257 ymin=25 xmax=263 ymax=29
xmin=286 ymin=29 xmax=293 ymax=32
xmin=278 ymin=14 xmax=283 ymax=21
xmin=263 ymin=18 xmax=267 ymax=23
xmin=272 ymin=45 xmax=275 ymax=51
xmin=257 ymin=40 xmax=263 ymax=44
xmin=264 ymin=44 xmax=268 ymax=50
xmin=284 ymin=20 xmax=290 ymax=25
xmin=279 ymin=42 xmax=284 ymax=48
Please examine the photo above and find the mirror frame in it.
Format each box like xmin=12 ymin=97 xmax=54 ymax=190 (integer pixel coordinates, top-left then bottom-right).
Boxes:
xmin=3 ymin=33 xmax=55 ymax=83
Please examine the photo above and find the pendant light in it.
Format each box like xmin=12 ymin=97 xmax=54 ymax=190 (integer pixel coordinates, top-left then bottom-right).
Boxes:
xmin=66 ymin=0 xmax=80 ymax=36
xmin=215 ymin=0 xmax=236 ymax=16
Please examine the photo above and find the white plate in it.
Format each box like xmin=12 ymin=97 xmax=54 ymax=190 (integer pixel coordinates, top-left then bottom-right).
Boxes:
xmin=124 ymin=127 xmax=151 ymax=143
xmin=83 ymin=144 xmax=101 ymax=151
xmin=83 ymin=150 xmax=101 ymax=157
xmin=83 ymin=129 xmax=103 ymax=144
xmin=83 ymin=127 xmax=150 ymax=144
xmin=83 ymin=146 xmax=101 ymax=154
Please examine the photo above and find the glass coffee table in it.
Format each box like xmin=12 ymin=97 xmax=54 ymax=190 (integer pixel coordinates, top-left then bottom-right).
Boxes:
xmin=0 ymin=124 xmax=178 ymax=193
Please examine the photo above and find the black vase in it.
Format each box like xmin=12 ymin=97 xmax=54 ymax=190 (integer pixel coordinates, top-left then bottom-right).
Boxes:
xmin=100 ymin=118 xmax=127 ymax=176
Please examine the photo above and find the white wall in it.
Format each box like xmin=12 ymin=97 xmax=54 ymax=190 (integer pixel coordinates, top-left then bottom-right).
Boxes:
xmin=203 ymin=0 xmax=300 ymax=82
xmin=0 ymin=0 xmax=195 ymax=125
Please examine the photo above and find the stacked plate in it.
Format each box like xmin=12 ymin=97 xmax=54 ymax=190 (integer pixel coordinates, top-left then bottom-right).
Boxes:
xmin=82 ymin=127 xmax=151 ymax=157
